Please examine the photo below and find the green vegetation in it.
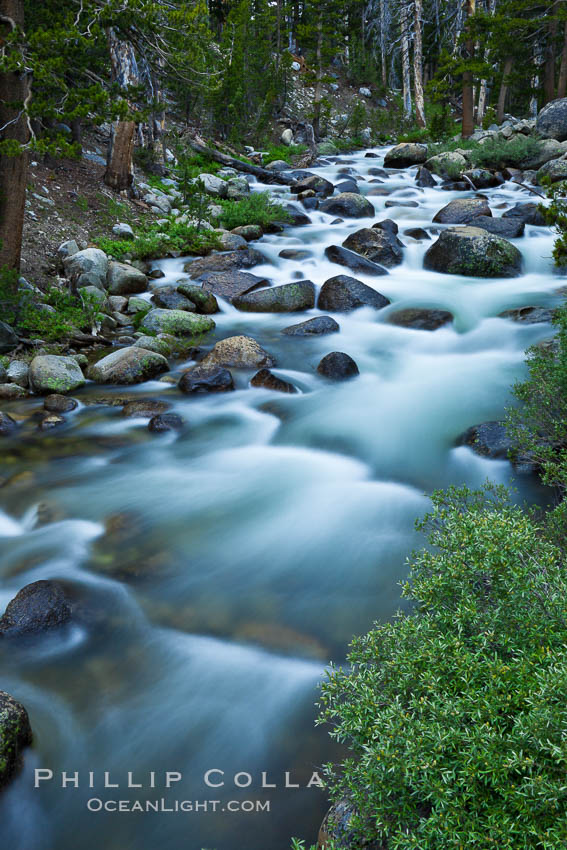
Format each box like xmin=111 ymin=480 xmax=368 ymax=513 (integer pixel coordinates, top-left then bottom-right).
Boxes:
xmin=426 ymin=134 xmax=542 ymax=169
xmin=262 ymin=144 xmax=308 ymax=165
xmin=318 ymin=483 xmax=567 ymax=849
xmin=216 ymin=191 xmax=291 ymax=230
xmin=0 ymin=267 xmax=102 ymax=341
xmin=97 ymin=218 xmax=220 ymax=262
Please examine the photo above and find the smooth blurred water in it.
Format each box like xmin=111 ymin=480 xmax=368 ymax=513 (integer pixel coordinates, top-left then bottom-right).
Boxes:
xmin=0 ymin=147 xmax=561 ymax=850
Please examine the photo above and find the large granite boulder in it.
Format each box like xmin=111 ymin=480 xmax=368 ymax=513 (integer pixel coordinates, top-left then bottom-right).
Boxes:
xmin=423 ymin=227 xmax=523 ymax=277
xmin=185 ymin=248 xmax=266 ymax=276
xmin=324 ymin=245 xmax=388 ymax=276
xmin=63 ymin=248 xmax=108 ymax=290
xmin=424 ymin=151 xmax=467 ymax=179
xmin=193 ymin=271 xmax=270 ymax=301
xmin=200 ymin=336 xmax=275 ymax=369
xmin=536 ymin=97 xmax=567 ymax=141
xmin=233 ymin=280 xmax=315 ymax=313
xmin=107 ymin=261 xmax=148 ymax=295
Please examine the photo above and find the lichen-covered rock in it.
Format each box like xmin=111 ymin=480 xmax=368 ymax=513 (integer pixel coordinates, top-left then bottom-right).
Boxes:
xmin=29 ymin=355 xmax=86 ymax=395
xmin=423 ymin=227 xmax=523 ymax=278
xmin=536 ymin=97 xmax=567 ymax=141
xmin=318 ymin=275 xmax=390 ymax=311
xmin=201 ymin=335 xmax=275 ymax=369
xmin=319 ymin=192 xmax=374 ymax=218
xmin=176 ymin=283 xmax=219 ymax=314
xmin=0 ymin=383 xmax=26 ymax=400
xmin=424 ymin=151 xmax=467 ymax=179
xmin=133 ymin=335 xmax=172 ymax=356
xmin=141 ymin=308 xmax=215 ymax=336
xmin=151 ymin=287 xmax=195 ymax=311
xmin=342 ymin=227 xmax=403 ymax=267
xmin=199 ymin=173 xmax=228 ymax=198
xmin=517 ymin=138 xmax=565 ymax=169
xmin=193 ymin=271 xmax=269 ymax=301
xmin=63 ymin=247 xmax=108 ymax=289
xmin=107 ymin=261 xmax=148 ymax=295
xmin=0 ymin=580 xmax=72 ymax=636
xmin=233 ymin=280 xmax=315 ymax=313
xmin=462 ymin=168 xmax=501 ymax=189
xmin=232 ymin=224 xmax=263 ymax=241
xmin=384 ymin=143 xmax=428 ymax=168
xmin=0 ymin=691 xmax=32 ymax=788
xmin=536 ymin=158 xmax=567 ymax=184
xmin=87 ymin=346 xmax=169 ymax=384
xmin=432 ymin=198 xmax=491 ymax=224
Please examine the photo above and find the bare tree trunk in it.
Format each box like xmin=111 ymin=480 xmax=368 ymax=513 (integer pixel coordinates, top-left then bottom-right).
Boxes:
xmin=543 ymin=0 xmax=559 ymax=104
xmin=105 ymin=121 xmax=135 ymax=191
xmin=400 ymin=0 xmax=412 ymax=120
xmin=530 ymin=40 xmax=544 ymax=118
xmin=413 ymin=0 xmax=426 ymax=127
xmin=380 ymin=0 xmax=387 ymax=87
xmin=0 ymin=0 xmax=29 ymax=271
xmin=105 ymin=28 xmax=139 ymax=191
xmin=477 ymin=0 xmax=496 ymax=123
xmin=558 ymin=20 xmax=567 ymax=98
xmin=461 ymin=0 xmax=476 ymax=137
xmin=496 ymin=56 xmax=514 ymax=123
xmin=312 ymin=9 xmax=323 ymax=139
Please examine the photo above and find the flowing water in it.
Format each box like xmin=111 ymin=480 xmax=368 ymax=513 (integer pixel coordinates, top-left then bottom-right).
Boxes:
xmin=0 ymin=147 xmax=562 ymax=849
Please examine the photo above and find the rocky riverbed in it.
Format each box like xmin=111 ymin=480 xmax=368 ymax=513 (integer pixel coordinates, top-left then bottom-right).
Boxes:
xmin=0 ymin=135 xmax=564 ymax=850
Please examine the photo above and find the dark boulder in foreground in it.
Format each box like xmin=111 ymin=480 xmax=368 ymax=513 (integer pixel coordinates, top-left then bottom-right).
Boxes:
xmin=342 ymin=227 xmax=403 ymax=268
xmin=536 ymin=97 xmax=567 ymax=141
xmin=317 ymin=352 xmax=360 ymax=380
xmin=232 ymin=280 xmax=315 ymax=313
xmin=0 ymin=580 xmax=72 ymax=637
xmin=502 ymin=203 xmax=547 ymax=227
xmin=432 ymin=197 xmax=491 ymax=225
xmin=319 ymin=193 xmax=374 ymax=218
xmin=457 ymin=421 xmax=511 ymax=459
xmin=0 ymin=691 xmax=33 ymax=788
xmin=472 ymin=216 xmax=525 ymax=239
xmin=318 ymin=276 xmax=390 ymax=312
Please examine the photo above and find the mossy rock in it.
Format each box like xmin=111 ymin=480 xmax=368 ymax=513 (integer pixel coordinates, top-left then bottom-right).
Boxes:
xmin=141 ymin=308 xmax=215 ymax=336
xmin=0 ymin=691 xmax=32 ymax=788
xmin=423 ymin=227 xmax=523 ymax=278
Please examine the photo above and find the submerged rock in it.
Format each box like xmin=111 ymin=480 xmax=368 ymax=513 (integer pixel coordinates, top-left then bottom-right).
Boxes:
xmin=87 ymin=347 xmax=169 ymax=384
xmin=0 ymin=411 xmax=17 ymax=436
xmin=178 ymin=364 xmax=235 ymax=393
xmin=282 ymin=316 xmax=340 ymax=335
xmin=148 ymin=413 xmax=184 ymax=433
xmin=29 ymin=355 xmax=86 ymax=395
xmin=423 ymin=227 xmax=523 ymax=278
xmin=120 ymin=399 xmax=171 ymax=418
xmin=457 ymin=421 xmax=511 ymax=459
xmin=387 ymin=308 xmax=454 ymax=330
xmin=0 ymin=692 xmax=32 ymax=788
xmin=317 ymin=351 xmax=359 ymax=380
xmin=201 ymin=335 xmax=275 ymax=369
xmin=324 ymin=245 xmax=388 ymax=276
xmin=318 ymin=275 xmax=390 ymax=311
xmin=499 ymin=306 xmax=556 ymax=324
xmin=233 ymin=281 xmax=315 ymax=313
xmin=44 ymin=394 xmax=78 ymax=413
xmin=250 ymin=369 xmax=296 ymax=393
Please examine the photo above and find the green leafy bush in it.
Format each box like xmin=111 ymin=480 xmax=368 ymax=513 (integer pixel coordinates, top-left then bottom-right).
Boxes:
xmin=97 ymin=218 xmax=220 ymax=261
xmin=216 ymin=191 xmax=291 ymax=230
xmin=262 ymin=143 xmax=307 ymax=165
xmin=0 ymin=267 xmax=102 ymax=341
xmin=318 ymin=484 xmax=567 ymax=850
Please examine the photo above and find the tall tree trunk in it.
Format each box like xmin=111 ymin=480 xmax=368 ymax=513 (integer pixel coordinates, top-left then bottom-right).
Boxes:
xmin=105 ymin=29 xmax=139 ymax=191
xmin=496 ymin=56 xmax=513 ymax=123
xmin=476 ymin=0 xmax=495 ymax=124
xmin=558 ymin=20 xmax=567 ymax=99
xmin=379 ymin=0 xmax=387 ymax=87
xmin=413 ymin=0 xmax=425 ymax=127
xmin=400 ymin=0 xmax=412 ymax=120
xmin=543 ymin=0 xmax=559 ymax=104
xmin=0 ymin=0 xmax=29 ymax=271
xmin=530 ymin=40 xmax=544 ymax=118
xmin=461 ymin=0 xmax=476 ymax=137
xmin=312 ymin=8 xmax=323 ymax=139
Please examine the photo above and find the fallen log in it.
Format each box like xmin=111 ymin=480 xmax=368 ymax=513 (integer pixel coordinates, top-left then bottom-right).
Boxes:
xmin=184 ymin=134 xmax=300 ymax=188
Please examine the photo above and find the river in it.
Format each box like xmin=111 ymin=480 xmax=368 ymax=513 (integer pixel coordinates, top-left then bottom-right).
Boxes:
xmin=0 ymin=145 xmax=561 ymax=849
